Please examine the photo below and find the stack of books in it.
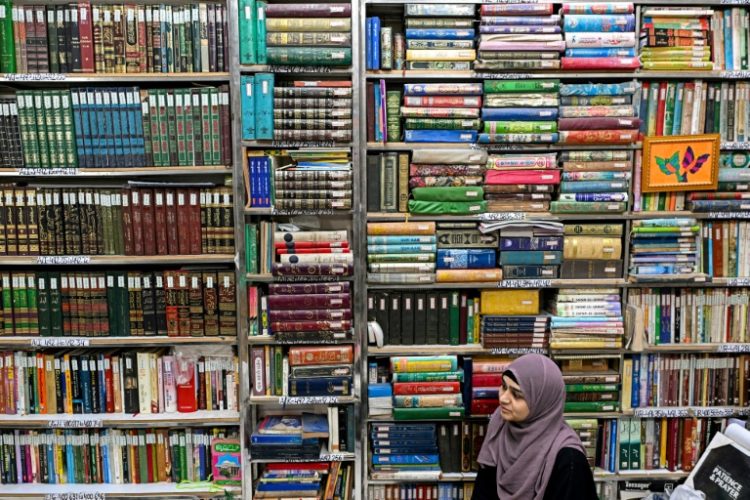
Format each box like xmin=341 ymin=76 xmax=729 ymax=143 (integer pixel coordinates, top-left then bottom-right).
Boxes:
xmin=548 ymin=288 xmax=625 ymax=350
xmin=699 ymin=221 xmax=750 ymax=278
xmin=639 ymin=7 xmax=714 ymax=71
xmin=270 ymin=229 xmax=353 ymax=278
xmin=255 ymin=464 xmax=326 ymax=499
xmin=402 ymin=83 xmax=482 ymax=144
xmin=554 ymin=150 xmax=632 ymax=214
xmin=437 ymin=235 xmax=496 ymax=279
xmin=250 ymin=414 xmax=328 ymax=461
xmin=559 ymin=357 xmax=621 ymax=413
xmin=484 ymin=154 xmax=559 ymax=212
xmin=287 ymin=346 xmax=354 ymax=397
xmin=367 ymin=222 xmax=437 ymax=285
xmin=476 ymin=3 xmax=563 ymax=71
xmin=390 ymin=356 xmax=465 ymax=420
xmin=561 ymin=2 xmax=639 ymax=70
xmin=479 ymin=80 xmax=560 ymax=145
xmin=558 ymin=82 xmax=640 ymax=146
xmin=370 ymin=423 xmax=440 ymax=474
xmin=480 ymin=314 xmax=550 ymax=350
xmin=273 ymin=80 xmax=353 ymax=143
xmin=246 ymin=149 xmax=353 ymax=211
xmin=368 ymin=383 xmax=393 ymax=417
xmin=561 ymin=224 xmax=624 ymax=279
xmin=495 ymin=222 xmax=564 ymax=278
xmin=403 ymin=4 xmax=477 ymax=71
xmin=264 ymin=3 xmax=353 ymax=66
xmin=629 ymin=218 xmax=702 ymax=279
xmin=465 ymin=356 xmax=512 ymax=416
xmin=565 ymin=419 xmax=600 ymax=468
xmin=435 ymin=222 xmax=499 ymax=286
xmin=260 ymin=281 xmax=352 ymax=342
xmin=712 ymin=8 xmax=750 ymax=71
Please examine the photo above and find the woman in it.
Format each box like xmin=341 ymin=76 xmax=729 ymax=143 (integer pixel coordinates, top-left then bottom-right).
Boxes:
xmin=472 ymin=354 xmax=598 ymax=500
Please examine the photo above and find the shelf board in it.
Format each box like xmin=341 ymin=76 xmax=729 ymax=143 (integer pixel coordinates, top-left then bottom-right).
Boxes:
xmin=0 ymin=336 xmax=237 ymax=349
xmin=367 ymin=211 xmax=750 ymax=222
xmin=245 ymin=207 xmax=354 ymax=217
xmin=642 ymin=343 xmax=750 ymax=353
xmin=369 ymin=344 xmax=488 ymax=356
xmin=240 ymin=65 xmax=352 ymax=76
xmin=631 ymin=406 xmax=750 ymax=418
xmin=365 ymin=0 xmax=750 ymax=5
xmin=370 ymin=469 xmax=617 ymax=484
xmin=366 ymin=70 xmax=638 ymax=80
xmin=0 ymin=165 xmax=232 ymax=178
xmin=249 ymin=395 xmax=358 ymax=406
xmin=243 ymin=140 xmax=353 ymax=149
xmin=0 ymin=72 xmax=230 ymax=83
xmin=246 ymin=273 xmax=354 ymax=283
xmin=250 ymin=452 xmax=356 ymax=464
xmin=1 ymin=254 xmax=236 ymax=266
xmin=0 ymin=410 xmax=239 ymax=428
xmin=367 ymin=278 xmax=625 ymax=290
xmin=0 ymin=482 xmax=239 ymax=498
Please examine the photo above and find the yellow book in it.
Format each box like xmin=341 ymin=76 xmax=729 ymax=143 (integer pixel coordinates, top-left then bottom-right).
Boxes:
xmin=205 ymin=358 xmax=213 ymax=411
xmin=367 ymin=222 xmax=435 ymax=235
xmin=563 ymin=236 xmax=623 ymax=260
xmin=55 ymin=430 xmax=65 ymax=484
xmin=621 ymin=358 xmax=633 ymax=412
xmin=659 ymin=417 xmax=668 ymax=469
xmin=480 ymin=290 xmax=540 ymax=315
xmin=642 ymin=60 xmax=714 ymax=70
xmin=436 ymin=269 xmax=502 ymax=283
xmin=390 ymin=356 xmax=457 ymax=373
xmin=406 ymin=49 xmax=476 ymax=61
xmin=63 ymin=354 xmax=73 ymax=415
xmin=265 ymin=18 xmax=351 ymax=32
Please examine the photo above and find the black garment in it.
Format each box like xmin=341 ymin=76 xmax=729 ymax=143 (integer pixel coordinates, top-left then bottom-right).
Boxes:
xmin=471 ymin=447 xmax=598 ymax=500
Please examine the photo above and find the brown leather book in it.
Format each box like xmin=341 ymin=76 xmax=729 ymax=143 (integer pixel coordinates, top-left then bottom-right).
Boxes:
xmin=140 ymin=189 xmax=156 ymax=256
xmin=188 ymin=188 xmax=202 ymax=254
xmin=175 ymin=189 xmax=191 ymax=255
xmin=153 ymin=190 xmax=168 ymax=255
xmin=121 ymin=188 xmax=135 ymax=255
xmin=130 ymin=189 xmax=144 ymax=255
xmin=202 ymin=272 xmax=219 ymax=336
xmin=188 ymin=272 xmax=204 ymax=337
xmin=164 ymin=189 xmax=179 ymax=255
xmin=217 ymin=271 xmax=236 ymax=336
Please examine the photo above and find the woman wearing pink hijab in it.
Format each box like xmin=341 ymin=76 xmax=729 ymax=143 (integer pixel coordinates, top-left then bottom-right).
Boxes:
xmin=472 ymin=354 xmax=598 ymax=500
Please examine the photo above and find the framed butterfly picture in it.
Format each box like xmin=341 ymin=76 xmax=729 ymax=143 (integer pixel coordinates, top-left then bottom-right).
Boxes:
xmin=642 ymin=134 xmax=720 ymax=193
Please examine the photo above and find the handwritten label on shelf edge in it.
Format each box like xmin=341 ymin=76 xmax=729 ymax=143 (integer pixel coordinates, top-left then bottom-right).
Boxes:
xmin=270 ymin=141 xmax=338 ymax=149
xmin=480 ymin=212 xmax=527 ymax=221
xmin=31 ymin=338 xmax=91 ymax=348
xmin=265 ymin=66 xmax=339 ymax=74
xmin=633 ymin=408 xmax=746 ymax=418
xmin=4 ymin=73 xmax=66 ymax=81
xmin=48 ymin=418 xmax=103 ymax=429
xmin=721 ymin=141 xmax=750 ymax=150
xmin=475 ymin=73 xmax=533 ymax=80
xmin=721 ymin=0 xmax=750 ymax=5
xmin=484 ymin=0 xmax=539 ymax=3
xmin=717 ymin=344 xmax=750 ymax=353
xmin=273 ymin=339 xmax=350 ymax=345
xmin=278 ymin=396 xmax=342 ymax=405
xmin=498 ymin=279 xmax=552 ymax=288
xmin=16 ymin=168 xmax=79 ymax=176
xmin=721 ymin=70 xmax=750 ymax=78
xmin=706 ymin=212 xmax=750 ymax=219
xmin=45 ymin=494 xmax=105 ymax=500
xmin=724 ymin=278 xmax=750 ymax=286
xmin=272 ymin=209 xmax=338 ymax=216
xmin=36 ymin=256 xmax=92 ymax=265
xmin=272 ymin=275 xmax=351 ymax=283
xmin=490 ymin=347 xmax=547 ymax=355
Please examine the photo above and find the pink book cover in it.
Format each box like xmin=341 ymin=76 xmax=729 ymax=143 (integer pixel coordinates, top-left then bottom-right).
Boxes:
xmin=485 ymin=169 xmax=561 ymax=185
xmin=211 ymin=438 xmax=242 ymax=485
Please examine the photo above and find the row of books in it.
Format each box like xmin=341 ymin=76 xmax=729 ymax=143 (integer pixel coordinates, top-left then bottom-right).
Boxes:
xmin=5 ymin=86 xmax=230 ymax=169
xmin=0 ymin=428 xmax=238 ymax=485
xmin=239 ymin=2 xmax=353 ymax=67
xmin=628 ymin=287 xmax=750 ymax=345
xmin=0 ymin=186 xmax=234 ymax=257
xmin=627 ymin=353 xmax=749 ymax=408
xmin=241 ymin=75 xmax=353 ymax=143
xmin=368 ymin=484 xmax=474 ymax=500
xmin=0 ymin=270 xmax=237 ymax=338
xmin=243 ymin=149 xmax=353 ymax=211
xmin=247 ymin=226 xmax=353 ymax=278
xmin=250 ymin=410 xmax=354 ymax=461
xmin=0 ymin=349 xmax=238 ymax=416
xmin=549 ymin=288 xmax=625 ymax=350
xmin=254 ymin=462 xmax=353 ymax=500
xmin=0 ymin=2 xmax=228 ymax=74
xmin=249 ymin=345 xmax=354 ymax=398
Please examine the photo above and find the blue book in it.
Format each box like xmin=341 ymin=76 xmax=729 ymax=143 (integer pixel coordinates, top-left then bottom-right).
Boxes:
xmin=565 ymin=47 xmax=635 ymax=57
xmin=631 ymin=355 xmax=640 ymax=409
xmin=129 ymin=87 xmax=145 ymax=165
xmin=118 ymin=89 xmax=132 ymax=166
xmin=80 ymin=357 xmax=92 ymax=413
xmin=404 ymin=130 xmax=478 ymax=143
xmin=111 ymin=90 xmax=125 ymax=166
xmin=288 ymin=376 xmax=352 ymax=397
xmin=371 ymin=454 xmax=440 ymax=465
xmin=256 ymin=1 xmax=267 ymax=65
xmin=561 ymin=172 xmax=629 ymax=182
xmin=302 ymin=413 xmax=329 ymax=435
xmin=481 ymin=108 xmax=558 ymax=121
xmin=609 ymin=420 xmax=617 ymax=472
xmin=436 ymin=249 xmax=496 ymax=269
xmin=499 ymin=251 xmax=562 ymax=265
xmin=254 ymin=73 xmax=274 ymax=140
xmin=372 ymin=17 xmax=381 ymax=70
xmin=473 ymin=388 xmax=499 ymax=399
xmin=559 ymin=180 xmax=628 ymax=193
xmin=367 ymin=243 xmax=437 ymax=254
xmin=238 ymin=0 xmax=257 ymax=64
xmin=70 ymin=90 xmax=87 ymax=167
xmin=261 ymin=156 xmax=271 ymax=207
xmin=500 ymin=237 xmax=563 ymax=251
xmin=240 ymin=75 xmax=256 ymax=140
xmin=563 ymin=14 xmax=635 ymax=33
xmin=672 ymin=82 xmax=684 ymax=135
xmin=66 ymin=433 xmax=75 ymax=483
xmin=365 ymin=18 xmax=373 ymax=70
xmin=725 ymin=10 xmax=733 ymax=71
xmin=256 ymin=482 xmax=320 ymax=492
xmin=251 ymin=433 xmax=304 ymax=445
xmin=405 ymin=28 xmax=475 ymax=40
xmin=367 ymin=235 xmax=437 ymax=245
xmin=368 ymin=383 xmax=392 ymax=398
xmin=560 ymin=82 xmax=637 ymax=97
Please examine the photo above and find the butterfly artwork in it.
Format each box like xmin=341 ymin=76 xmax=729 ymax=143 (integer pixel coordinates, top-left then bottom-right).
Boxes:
xmin=643 ymin=134 xmax=720 ymax=193
xmin=655 ymin=146 xmax=711 ymax=183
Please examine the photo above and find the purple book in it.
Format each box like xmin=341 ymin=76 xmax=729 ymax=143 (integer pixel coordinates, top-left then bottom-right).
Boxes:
xmin=558 ymin=117 xmax=641 ymax=131
xmin=265 ymin=3 xmax=352 ymax=17
xmin=268 ymin=282 xmax=350 ymax=295
xmin=268 ymin=309 xmax=353 ymax=321
xmin=479 ymin=25 xmax=561 ymax=34
xmin=271 ymin=263 xmax=354 ymax=277
xmin=267 ymin=293 xmax=351 ymax=310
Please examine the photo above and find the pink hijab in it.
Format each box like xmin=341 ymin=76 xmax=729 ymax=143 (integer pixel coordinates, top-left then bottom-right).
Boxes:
xmin=477 ymin=354 xmax=584 ymax=500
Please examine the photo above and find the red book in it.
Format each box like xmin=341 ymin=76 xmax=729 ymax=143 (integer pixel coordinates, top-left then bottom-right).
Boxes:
xmin=275 ymin=248 xmax=352 ymax=255
xmin=146 ymin=433 xmax=155 ymax=482
xmin=140 ymin=189 xmax=156 ymax=256
xmin=130 ymin=190 xmax=144 ymax=255
xmin=165 ymin=189 xmax=179 ymax=255
xmin=78 ymin=2 xmax=95 ymax=72
xmin=176 ymin=360 xmax=197 ymax=413
xmin=559 ymin=129 xmax=638 ymax=145
xmin=392 ymin=382 xmax=460 ymax=395
xmin=656 ymin=82 xmax=668 ymax=136
xmin=153 ymin=190 xmax=168 ymax=255
xmin=713 ymin=223 xmax=723 ymax=277
xmin=188 ymin=189 xmax=202 ymax=254
xmin=471 ymin=373 xmax=503 ymax=387
xmin=470 ymin=399 xmax=499 ymax=416
xmin=175 ymin=189 xmax=191 ymax=255
xmin=104 ymin=354 xmax=115 ymax=413
xmin=560 ymin=57 xmax=640 ymax=70
xmin=120 ymin=189 xmax=134 ymax=255
xmin=274 ymin=242 xmax=350 ymax=249
xmin=265 ymin=462 xmax=329 ymax=472
xmin=287 ymin=345 xmax=353 ymax=365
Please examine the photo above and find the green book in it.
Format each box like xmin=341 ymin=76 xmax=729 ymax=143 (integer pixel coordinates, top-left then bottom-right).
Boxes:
xmin=138 ymin=430 xmax=148 ymax=483
xmin=1 ymin=273 xmax=12 ymax=334
xmin=565 ymin=384 xmax=620 ymax=393
xmin=256 ymin=1 xmax=267 ymax=65
xmin=483 ymin=79 xmax=560 ymax=94
xmin=629 ymin=418 xmax=641 ymax=470
xmin=564 ymin=401 xmax=619 ymax=412
xmin=391 ymin=370 xmax=464 ymax=383
xmin=175 ymin=90 xmax=187 ymax=166
xmin=48 ymin=273 xmax=63 ymax=337
xmin=449 ymin=291 xmax=459 ymax=346
xmin=33 ymin=92 xmax=50 ymax=168
xmin=25 ymin=274 xmax=38 ymax=336
xmin=619 ymin=417 xmax=631 ymax=471
xmin=663 ymin=82 xmax=675 ymax=137
xmin=393 ymin=407 xmax=465 ymax=420
xmin=0 ymin=0 xmax=14 ymax=72
xmin=483 ymin=121 xmax=557 ymax=134
xmin=208 ymin=87 xmax=221 ymax=165
xmin=60 ymin=91 xmax=77 ymax=167
xmin=36 ymin=273 xmax=51 ymax=337
xmin=266 ymin=47 xmax=352 ymax=66
xmin=404 ymin=118 xmax=480 ymax=130
xmin=166 ymin=91 xmax=178 ymax=165
xmin=45 ymin=93 xmax=59 ymax=168
xmin=386 ymin=90 xmax=401 ymax=142
xmin=245 ymin=223 xmax=258 ymax=274
xmin=12 ymin=274 xmax=27 ymax=335
xmin=239 ymin=0 xmax=257 ymax=65
xmin=273 ymin=346 xmax=283 ymax=397
xmin=190 ymin=90 xmax=204 ymax=165
xmin=179 ymin=433 xmax=188 ymax=482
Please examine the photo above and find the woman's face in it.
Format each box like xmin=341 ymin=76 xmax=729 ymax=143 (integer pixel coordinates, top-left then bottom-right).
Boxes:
xmin=498 ymin=374 xmax=530 ymax=423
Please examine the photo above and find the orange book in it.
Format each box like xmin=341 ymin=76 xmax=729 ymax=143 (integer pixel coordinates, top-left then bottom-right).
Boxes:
xmin=287 ymin=345 xmax=353 ymax=366
xmin=367 ymin=222 xmax=435 ymax=235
